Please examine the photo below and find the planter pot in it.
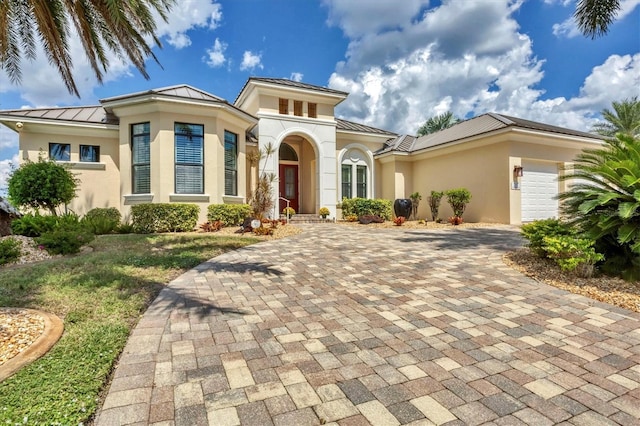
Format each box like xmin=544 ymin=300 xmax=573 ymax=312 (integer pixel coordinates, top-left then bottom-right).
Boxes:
xmin=393 ymin=199 xmax=412 ymax=219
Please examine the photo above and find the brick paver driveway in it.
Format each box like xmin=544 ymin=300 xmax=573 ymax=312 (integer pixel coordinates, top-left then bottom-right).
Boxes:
xmin=95 ymin=225 xmax=640 ymax=425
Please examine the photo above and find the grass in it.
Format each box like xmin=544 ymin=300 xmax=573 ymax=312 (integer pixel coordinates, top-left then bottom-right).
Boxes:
xmin=0 ymin=232 xmax=259 ymax=424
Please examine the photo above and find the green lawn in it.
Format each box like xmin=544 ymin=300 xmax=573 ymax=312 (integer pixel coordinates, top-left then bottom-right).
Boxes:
xmin=0 ymin=233 xmax=259 ymax=424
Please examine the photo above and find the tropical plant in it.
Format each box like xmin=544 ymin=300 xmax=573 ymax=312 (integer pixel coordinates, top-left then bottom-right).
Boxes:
xmin=542 ymin=235 xmax=604 ymax=278
xmin=249 ymin=143 xmax=277 ymax=219
xmin=559 ymin=133 xmax=640 ymax=279
xmin=521 ymin=219 xmax=576 ymax=258
xmin=445 ymin=188 xmax=472 ymax=219
xmin=591 ymin=97 xmax=640 ymax=138
xmin=574 ymin=0 xmax=621 ymax=39
xmin=409 ymin=192 xmax=422 ymax=220
xmin=8 ymin=156 xmax=78 ymax=215
xmin=0 ymin=0 xmax=175 ymax=97
xmin=417 ymin=112 xmax=460 ymax=136
xmin=428 ymin=190 xmax=444 ymax=221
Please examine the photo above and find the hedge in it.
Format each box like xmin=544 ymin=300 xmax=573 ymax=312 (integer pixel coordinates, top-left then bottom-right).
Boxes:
xmin=131 ymin=203 xmax=199 ymax=233
xmin=207 ymin=204 xmax=253 ymax=227
xmin=340 ymin=198 xmax=392 ymax=221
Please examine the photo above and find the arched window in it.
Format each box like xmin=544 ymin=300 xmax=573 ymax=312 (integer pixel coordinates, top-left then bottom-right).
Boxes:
xmin=341 ymin=148 xmax=369 ymax=199
xmin=279 ymin=143 xmax=298 ymax=161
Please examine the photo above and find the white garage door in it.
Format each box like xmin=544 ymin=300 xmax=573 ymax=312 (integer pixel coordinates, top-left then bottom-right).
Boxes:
xmin=521 ymin=160 xmax=559 ymax=222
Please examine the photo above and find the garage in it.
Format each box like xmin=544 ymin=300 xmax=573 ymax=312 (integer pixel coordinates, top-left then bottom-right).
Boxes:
xmin=521 ymin=160 xmax=559 ymax=222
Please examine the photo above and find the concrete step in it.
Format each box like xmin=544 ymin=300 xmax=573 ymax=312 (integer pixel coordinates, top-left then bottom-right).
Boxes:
xmin=281 ymin=214 xmax=334 ymax=224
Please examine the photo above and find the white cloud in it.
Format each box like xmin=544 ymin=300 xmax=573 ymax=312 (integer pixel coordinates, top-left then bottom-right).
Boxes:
xmin=240 ymin=51 xmax=263 ymax=71
xmin=0 ymin=127 xmax=18 ymax=151
xmin=155 ymin=1 xmax=223 ymax=49
xmin=204 ymin=38 xmax=227 ymax=68
xmin=290 ymin=72 xmax=304 ymax=82
xmin=553 ymin=0 xmax=640 ymax=38
xmin=0 ymin=154 xmax=19 ymax=196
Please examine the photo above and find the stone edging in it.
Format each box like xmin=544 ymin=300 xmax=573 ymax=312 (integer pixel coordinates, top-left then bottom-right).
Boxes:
xmin=0 ymin=309 xmax=64 ymax=382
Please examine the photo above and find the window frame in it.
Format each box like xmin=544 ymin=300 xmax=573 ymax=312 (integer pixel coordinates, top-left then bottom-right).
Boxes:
xmin=49 ymin=143 xmax=70 ymax=161
xmin=279 ymin=98 xmax=289 ymax=115
xmin=308 ymin=103 xmax=317 ymax=118
xmin=131 ymin=122 xmax=151 ymax=194
xmin=356 ymin=165 xmax=367 ymax=198
xmin=224 ymin=130 xmax=238 ymax=196
xmin=294 ymin=100 xmax=303 ymax=116
xmin=79 ymin=144 xmax=100 ymax=163
xmin=174 ymin=122 xmax=205 ymax=195
xmin=341 ymin=164 xmax=352 ymax=199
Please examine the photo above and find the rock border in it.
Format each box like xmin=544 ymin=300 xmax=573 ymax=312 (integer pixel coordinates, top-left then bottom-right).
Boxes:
xmin=0 ymin=309 xmax=64 ymax=382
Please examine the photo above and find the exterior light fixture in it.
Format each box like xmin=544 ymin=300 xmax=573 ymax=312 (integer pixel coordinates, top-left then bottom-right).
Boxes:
xmin=513 ymin=165 xmax=523 ymax=177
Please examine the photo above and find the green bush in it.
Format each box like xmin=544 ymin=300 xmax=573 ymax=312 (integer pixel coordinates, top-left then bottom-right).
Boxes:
xmin=131 ymin=203 xmax=200 ymax=233
xmin=207 ymin=204 xmax=252 ymax=227
xmin=521 ymin=219 xmax=576 ymax=258
xmin=428 ymin=191 xmax=444 ymax=221
xmin=542 ymin=235 xmax=604 ymax=278
xmin=81 ymin=207 xmax=121 ymax=235
xmin=341 ymin=198 xmax=392 ymax=220
xmin=445 ymin=188 xmax=472 ymax=218
xmin=0 ymin=238 xmax=21 ymax=265
xmin=282 ymin=206 xmax=296 ymax=217
xmin=11 ymin=213 xmax=59 ymax=237
xmin=37 ymin=229 xmax=95 ymax=255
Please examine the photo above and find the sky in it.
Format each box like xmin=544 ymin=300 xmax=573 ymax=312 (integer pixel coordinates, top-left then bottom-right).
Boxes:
xmin=0 ymin=0 xmax=639 ymax=191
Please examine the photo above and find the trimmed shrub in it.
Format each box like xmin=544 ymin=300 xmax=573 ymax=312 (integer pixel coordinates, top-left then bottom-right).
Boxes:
xmin=0 ymin=238 xmax=21 ymax=265
xmin=542 ymin=235 xmax=604 ymax=278
xmin=445 ymin=188 xmax=471 ymax=218
xmin=207 ymin=204 xmax=253 ymax=227
xmin=37 ymin=229 xmax=95 ymax=255
xmin=11 ymin=213 xmax=59 ymax=237
xmin=282 ymin=207 xmax=296 ymax=217
xmin=81 ymin=207 xmax=121 ymax=235
xmin=131 ymin=203 xmax=200 ymax=233
xmin=341 ymin=198 xmax=392 ymax=221
xmin=428 ymin=191 xmax=444 ymax=221
xmin=521 ymin=219 xmax=575 ymax=258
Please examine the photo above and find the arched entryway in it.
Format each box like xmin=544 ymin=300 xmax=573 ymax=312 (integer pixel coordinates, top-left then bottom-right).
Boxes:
xmin=278 ymin=136 xmax=317 ymax=214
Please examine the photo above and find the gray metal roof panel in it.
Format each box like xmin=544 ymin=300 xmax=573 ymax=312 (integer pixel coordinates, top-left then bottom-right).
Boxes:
xmin=336 ymin=118 xmax=397 ymax=136
xmin=0 ymin=106 xmax=117 ymax=125
xmin=247 ymin=77 xmax=349 ymax=96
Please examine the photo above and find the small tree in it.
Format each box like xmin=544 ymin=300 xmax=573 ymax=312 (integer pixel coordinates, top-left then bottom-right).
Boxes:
xmin=445 ymin=188 xmax=472 ymax=219
xmin=249 ymin=142 xmax=277 ymax=219
xmin=428 ymin=191 xmax=444 ymax=221
xmin=409 ymin=192 xmax=422 ymax=220
xmin=8 ymin=156 xmax=78 ymax=215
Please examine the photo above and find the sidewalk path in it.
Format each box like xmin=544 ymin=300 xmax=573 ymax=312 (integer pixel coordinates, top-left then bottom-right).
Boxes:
xmin=95 ymin=225 xmax=640 ymax=425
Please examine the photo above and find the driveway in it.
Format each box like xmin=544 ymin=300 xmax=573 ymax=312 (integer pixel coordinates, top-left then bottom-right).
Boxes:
xmin=95 ymin=225 xmax=640 ymax=425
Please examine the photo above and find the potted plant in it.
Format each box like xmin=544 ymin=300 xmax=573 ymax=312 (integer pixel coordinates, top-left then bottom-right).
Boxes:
xmin=319 ymin=207 xmax=330 ymax=219
xmin=282 ymin=206 xmax=296 ymax=217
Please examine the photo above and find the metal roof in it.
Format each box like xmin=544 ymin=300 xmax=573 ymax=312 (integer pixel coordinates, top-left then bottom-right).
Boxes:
xmin=379 ymin=113 xmax=601 ymax=155
xmin=100 ymin=84 xmax=226 ymax=104
xmin=243 ymin=77 xmax=348 ymax=96
xmin=336 ymin=118 xmax=397 ymax=136
xmin=377 ymin=134 xmax=417 ymax=154
xmin=0 ymin=105 xmax=117 ymax=125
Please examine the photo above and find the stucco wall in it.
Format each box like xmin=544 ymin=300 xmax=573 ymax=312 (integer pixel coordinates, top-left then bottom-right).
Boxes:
xmin=18 ymin=129 xmax=120 ymax=216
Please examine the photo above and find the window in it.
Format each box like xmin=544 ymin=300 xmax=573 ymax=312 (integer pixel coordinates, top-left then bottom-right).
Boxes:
xmin=294 ymin=100 xmax=303 ymax=116
xmin=80 ymin=145 xmax=100 ymax=162
xmin=357 ymin=165 xmax=367 ymax=198
xmin=224 ymin=131 xmax=238 ymax=196
xmin=341 ymin=149 xmax=369 ymax=199
xmin=308 ymin=103 xmax=317 ymax=118
xmin=131 ymin=122 xmax=151 ymax=194
xmin=49 ymin=143 xmax=70 ymax=161
xmin=279 ymin=98 xmax=288 ymax=114
xmin=175 ymin=123 xmax=204 ymax=194
xmin=341 ymin=165 xmax=352 ymax=199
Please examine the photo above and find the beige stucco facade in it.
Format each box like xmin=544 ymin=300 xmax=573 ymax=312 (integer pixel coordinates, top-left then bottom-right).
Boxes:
xmin=0 ymin=78 xmax=602 ymax=227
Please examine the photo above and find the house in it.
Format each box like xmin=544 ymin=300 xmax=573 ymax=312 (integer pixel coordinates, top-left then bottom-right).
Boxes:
xmin=0 ymin=77 xmax=602 ymax=225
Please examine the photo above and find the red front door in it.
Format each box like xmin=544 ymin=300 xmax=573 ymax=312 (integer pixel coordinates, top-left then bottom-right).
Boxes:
xmin=279 ymin=164 xmax=299 ymax=213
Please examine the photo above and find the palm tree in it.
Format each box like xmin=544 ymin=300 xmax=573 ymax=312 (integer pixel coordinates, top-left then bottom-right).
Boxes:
xmin=0 ymin=0 xmax=175 ymax=97
xmin=417 ymin=111 xmax=460 ymax=136
xmin=574 ymin=0 xmax=621 ymax=39
xmin=591 ymin=97 xmax=640 ymax=138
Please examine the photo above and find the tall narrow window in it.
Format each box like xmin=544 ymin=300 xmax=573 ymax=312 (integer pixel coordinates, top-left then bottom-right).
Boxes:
xmin=224 ymin=130 xmax=238 ymax=196
xmin=279 ymin=98 xmax=288 ymax=114
xmin=308 ymin=103 xmax=317 ymax=118
xmin=131 ymin=122 xmax=150 ymax=193
xmin=357 ymin=165 xmax=367 ymax=198
xmin=294 ymin=100 xmax=303 ymax=116
xmin=341 ymin=165 xmax=352 ymax=199
xmin=175 ymin=123 xmax=204 ymax=194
